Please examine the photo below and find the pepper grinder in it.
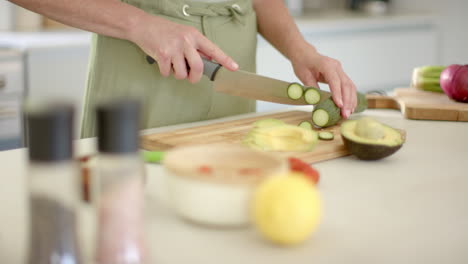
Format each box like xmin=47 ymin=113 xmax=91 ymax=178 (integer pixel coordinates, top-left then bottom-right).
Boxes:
xmin=25 ymin=103 xmax=83 ymax=264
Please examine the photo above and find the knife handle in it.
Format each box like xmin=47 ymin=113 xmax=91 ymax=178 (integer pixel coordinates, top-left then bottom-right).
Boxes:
xmin=145 ymin=55 xmax=221 ymax=81
xmin=202 ymin=59 xmax=222 ymax=81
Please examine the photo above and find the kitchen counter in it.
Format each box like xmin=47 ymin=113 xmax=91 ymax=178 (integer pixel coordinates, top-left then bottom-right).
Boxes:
xmin=1 ymin=108 xmax=467 ymax=264
xmin=0 ymin=31 xmax=91 ymax=50
xmin=293 ymin=10 xmax=438 ymax=34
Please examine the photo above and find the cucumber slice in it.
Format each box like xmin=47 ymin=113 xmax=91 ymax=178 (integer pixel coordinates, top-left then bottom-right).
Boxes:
xmin=312 ymin=109 xmax=330 ymax=128
xmin=298 ymin=121 xmax=313 ymax=130
xmin=287 ymin=83 xmax=304 ymax=100
xmin=318 ymin=131 xmax=334 ymax=140
xmin=304 ymin=87 xmax=321 ymax=105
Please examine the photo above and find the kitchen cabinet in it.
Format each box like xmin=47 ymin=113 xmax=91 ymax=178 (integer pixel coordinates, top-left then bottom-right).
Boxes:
xmin=0 ymin=31 xmax=92 ymax=139
xmin=0 ymin=50 xmax=24 ymax=150
xmin=256 ymin=12 xmax=439 ymax=112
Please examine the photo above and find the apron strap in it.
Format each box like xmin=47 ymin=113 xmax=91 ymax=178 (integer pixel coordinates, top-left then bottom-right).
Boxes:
xmin=183 ymin=4 xmax=246 ymax=25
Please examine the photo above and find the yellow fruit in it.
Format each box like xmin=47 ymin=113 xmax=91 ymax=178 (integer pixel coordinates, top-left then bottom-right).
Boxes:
xmin=252 ymin=173 xmax=321 ymax=245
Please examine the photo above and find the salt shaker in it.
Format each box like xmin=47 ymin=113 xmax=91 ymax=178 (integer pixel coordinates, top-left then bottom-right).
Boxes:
xmin=26 ymin=103 xmax=83 ymax=264
xmin=93 ymin=100 xmax=148 ymax=264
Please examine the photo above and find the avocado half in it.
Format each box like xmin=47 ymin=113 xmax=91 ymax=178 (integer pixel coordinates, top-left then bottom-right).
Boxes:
xmin=340 ymin=117 xmax=405 ymax=160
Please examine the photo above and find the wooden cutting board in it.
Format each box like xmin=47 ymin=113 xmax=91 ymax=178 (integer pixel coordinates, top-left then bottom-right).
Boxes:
xmin=141 ymin=111 xmax=349 ymax=164
xmin=367 ymin=87 xmax=468 ymax=121
xmin=141 ymin=87 xmax=467 ymax=162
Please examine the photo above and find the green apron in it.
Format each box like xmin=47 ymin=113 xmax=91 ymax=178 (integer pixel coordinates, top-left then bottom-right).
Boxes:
xmin=81 ymin=0 xmax=257 ymax=138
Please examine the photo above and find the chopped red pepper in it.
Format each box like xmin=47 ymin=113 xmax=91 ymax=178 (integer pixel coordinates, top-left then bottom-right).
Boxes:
xmin=288 ymin=157 xmax=320 ymax=184
xmin=198 ymin=165 xmax=213 ymax=174
xmin=239 ymin=168 xmax=263 ymax=175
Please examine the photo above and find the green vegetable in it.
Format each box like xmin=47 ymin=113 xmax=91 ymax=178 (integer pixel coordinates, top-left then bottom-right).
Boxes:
xmin=143 ymin=151 xmax=165 ymax=163
xmin=318 ymin=131 xmax=334 ymax=140
xmin=298 ymin=121 xmax=313 ymax=130
xmin=416 ymin=65 xmax=446 ymax=78
xmin=312 ymin=108 xmax=336 ymax=128
xmin=411 ymin=65 xmax=446 ymax=93
xmin=287 ymin=83 xmax=304 ymax=100
xmin=311 ymin=93 xmax=367 ymax=128
xmin=304 ymin=87 xmax=321 ymax=105
xmin=354 ymin=93 xmax=368 ymax=113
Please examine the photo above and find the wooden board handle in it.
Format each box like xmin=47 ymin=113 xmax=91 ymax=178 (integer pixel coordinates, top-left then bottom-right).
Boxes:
xmin=366 ymin=94 xmax=400 ymax=110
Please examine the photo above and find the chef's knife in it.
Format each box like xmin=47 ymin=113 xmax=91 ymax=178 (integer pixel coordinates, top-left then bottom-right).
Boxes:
xmin=146 ymin=56 xmax=331 ymax=105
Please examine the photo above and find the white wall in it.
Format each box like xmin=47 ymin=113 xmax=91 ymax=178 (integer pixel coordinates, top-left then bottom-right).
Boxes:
xmin=391 ymin=0 xmax=468 ymax=65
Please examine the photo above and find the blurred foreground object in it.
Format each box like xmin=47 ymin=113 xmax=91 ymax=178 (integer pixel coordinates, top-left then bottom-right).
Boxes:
xmin=25 ymin=102 xmax=83 ymax=264
xmin=252 ymin=173 xmax=321 ymax=246
xmin=93 ymin=99 xmax=149 ymax=264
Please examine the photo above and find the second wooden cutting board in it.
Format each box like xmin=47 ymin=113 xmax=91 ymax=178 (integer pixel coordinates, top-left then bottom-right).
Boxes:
xmin=141 ymin=111 xmax=349 ymax=164
xmin=367 ymin=87 xmax=468 ymax=121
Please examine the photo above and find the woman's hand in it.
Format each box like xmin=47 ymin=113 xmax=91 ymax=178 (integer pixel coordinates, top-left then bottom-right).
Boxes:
xmin=290 ymin=43 xmax=357 ymax=119
xmin=130 ymin=14 xmax=238 ymax=83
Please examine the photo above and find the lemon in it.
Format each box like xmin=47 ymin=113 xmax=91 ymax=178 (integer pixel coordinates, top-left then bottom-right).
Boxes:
xmin=252 ymin=173 xmax=321 ymax=245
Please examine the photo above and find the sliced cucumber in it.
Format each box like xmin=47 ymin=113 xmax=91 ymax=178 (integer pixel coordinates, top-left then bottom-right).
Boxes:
xmin=304 ymin=87 xmax=321 ymax=105
xmin=312 ymin=109 xmax=331 ymax=128
xmin=318 ymin=131 xmax=334 ymax=141
xmin=298 ymin=121 xmax=313 ymax=130
xmin=355 ymin=93 xmax=368 ymax=113
xmin=287 ymin=83 xmax=304 ymax=100
xmin=311 ymin=92 xmax=368 ymax=128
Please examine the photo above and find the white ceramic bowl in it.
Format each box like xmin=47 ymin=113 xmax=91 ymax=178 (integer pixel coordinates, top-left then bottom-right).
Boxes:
xmin=162 ymin=144 xmax=288 ymax=227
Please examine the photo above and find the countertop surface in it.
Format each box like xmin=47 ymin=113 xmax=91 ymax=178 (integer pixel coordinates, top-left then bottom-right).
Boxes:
xmin=0 ymin=31 xmax=92 ymax=50
xmin=294 ymin=10 xmax=437 ymax=31
xmin=256 ymin=11 xmax=437 ymax=49
xmin=1 ymin=107 xmax=467 ymax=264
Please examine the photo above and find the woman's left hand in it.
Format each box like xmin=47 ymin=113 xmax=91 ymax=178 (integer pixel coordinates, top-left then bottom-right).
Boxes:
xmin=290 ymin=43 xmax=357 ymax=119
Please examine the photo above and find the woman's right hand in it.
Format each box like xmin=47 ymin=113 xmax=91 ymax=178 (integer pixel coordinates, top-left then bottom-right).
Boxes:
xmin=130 ymin=14 xmax=238 ymax=83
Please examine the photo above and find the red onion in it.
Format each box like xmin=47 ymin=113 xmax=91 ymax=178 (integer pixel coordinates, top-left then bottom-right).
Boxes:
xmin=440 ymin=64 xmax=468 ymax=103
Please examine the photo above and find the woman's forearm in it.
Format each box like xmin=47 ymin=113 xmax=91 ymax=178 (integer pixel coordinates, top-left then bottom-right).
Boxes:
xmin=253 ymin=0 xmax=357 ymax=116
xmin=253 ymin=0 xmax=314 ymax=61
xmin=8 ymin=0 xmax=149 ymax=42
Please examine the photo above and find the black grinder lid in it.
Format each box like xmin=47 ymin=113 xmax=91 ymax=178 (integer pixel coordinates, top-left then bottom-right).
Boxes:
xmin=26 ymin=103 xmax=74 ymax=162
xmin=96 ymin=100 xmax=140 ymax=154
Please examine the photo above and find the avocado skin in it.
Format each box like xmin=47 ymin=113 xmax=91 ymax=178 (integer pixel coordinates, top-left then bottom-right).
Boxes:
xmin=341 ymin=133 xmax=404 ymax=160
xmin=340 ymin=118 xmax=405 ymax=160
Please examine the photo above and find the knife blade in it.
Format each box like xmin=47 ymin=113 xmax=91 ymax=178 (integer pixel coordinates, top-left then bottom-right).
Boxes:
xmin=146 ymin=56 xmax=331 ymax=105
